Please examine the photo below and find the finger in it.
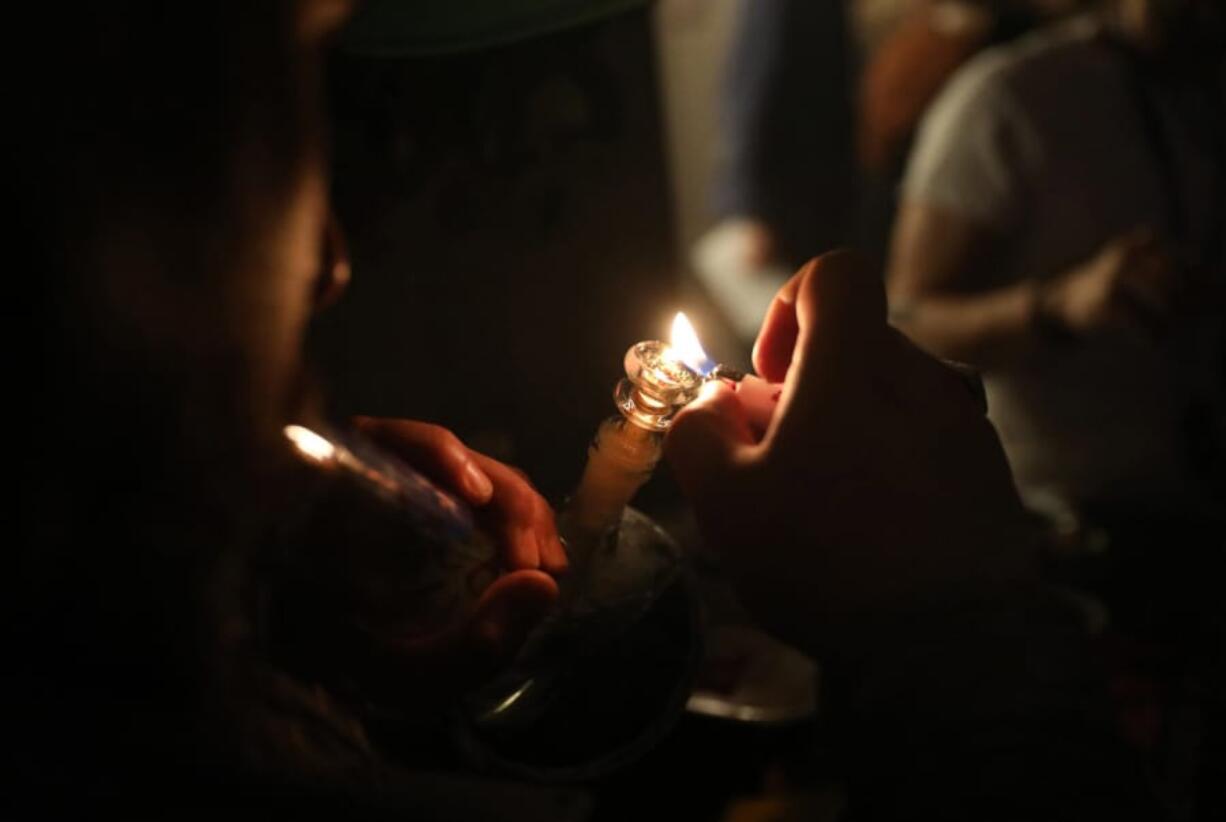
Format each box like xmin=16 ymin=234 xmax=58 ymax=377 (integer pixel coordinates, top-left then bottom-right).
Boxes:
xmin=794 ymin=250 xmax=888 ymax=356
xmin=531 ymin=493 xmax=569 ymax=576
xmin=468 ymin=451 xmax=547 ymax=570
xmin=665 ymin=381 xmax=756 ymax=503
xmin=354 ymin=417 xmax=494 ymax=506
xmin=752 ymin=266 xmax=805 ymax=382
xmin=771 ymin=250 xmax=888 ymax=431
xmin=466 ymin=569 xmax=559 ymax=669
xmin=386 ymin=569 xmax=558 ymax=689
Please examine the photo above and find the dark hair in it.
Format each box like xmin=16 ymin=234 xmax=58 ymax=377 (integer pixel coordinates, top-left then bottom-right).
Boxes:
xmin=8 ymin=0 xmax=335 ymax=799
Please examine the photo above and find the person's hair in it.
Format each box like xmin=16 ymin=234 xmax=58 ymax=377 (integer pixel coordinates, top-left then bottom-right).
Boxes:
xmin=8 ymin=0 xmax=333 ymax=796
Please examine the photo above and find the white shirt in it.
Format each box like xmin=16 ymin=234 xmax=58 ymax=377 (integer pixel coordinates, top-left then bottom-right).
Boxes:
xmin=901 ymin=18 xmax=1225 ymax=514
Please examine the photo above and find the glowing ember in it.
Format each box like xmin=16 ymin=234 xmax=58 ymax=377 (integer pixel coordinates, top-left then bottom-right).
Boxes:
xmin=284 ymin=424 xmax=336 ymax=463
xmin=669 ymin=312 xmax=715 ymax=376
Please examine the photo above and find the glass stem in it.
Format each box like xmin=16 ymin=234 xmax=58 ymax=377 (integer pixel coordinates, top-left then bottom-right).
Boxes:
xmin=565 ymin=416 xmax=662 ymax=543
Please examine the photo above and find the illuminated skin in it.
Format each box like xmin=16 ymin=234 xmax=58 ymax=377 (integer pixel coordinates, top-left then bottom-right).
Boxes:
xmin=22 ymin=7 xmax=1129 ymax=803
xmin=15 ymin=0 xmax=584 ymax=789
xmin=50 ymin=0 xmax=1035 ymax=700
xmin=565 ymin=312 xmax=786 ymax=536
xmin=247 ymin=2 xmax=568 ymax=686
xmin=665 ymin=253 xmax=1037 ymax=655
xmin=886 ymin=0 xmax=1225 ymax=369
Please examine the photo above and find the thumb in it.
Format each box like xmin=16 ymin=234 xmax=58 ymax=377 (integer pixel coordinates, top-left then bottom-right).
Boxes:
xmin=665 ymin=381 xmax=756 ymax=503
xmin=795 ymin=250 xmax=887 ymax=365
xmin=373 ymin=570 xmax=557 ymax=697
xmin=752 ymin=268 xmax=804 ymax=382
xmin=467 ymin=569 xmax=559 ymax=668
xmin=773 ymin=250 xmax=888 ymax=431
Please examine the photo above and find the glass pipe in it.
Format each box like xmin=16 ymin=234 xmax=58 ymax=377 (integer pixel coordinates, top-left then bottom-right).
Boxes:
xmin=459 ymin=330 xmax=719 ymax=776
xmin=564 ymin=340 xmax=704 ymax=538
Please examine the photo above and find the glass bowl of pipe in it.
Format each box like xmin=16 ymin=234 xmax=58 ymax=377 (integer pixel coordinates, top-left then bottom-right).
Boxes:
xmin=455 ymin=506 xmax=701 ymax=781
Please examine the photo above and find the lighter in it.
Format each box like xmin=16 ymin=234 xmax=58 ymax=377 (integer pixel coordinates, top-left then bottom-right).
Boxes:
xmin=566 ymin=312 xmax=783 ymax=537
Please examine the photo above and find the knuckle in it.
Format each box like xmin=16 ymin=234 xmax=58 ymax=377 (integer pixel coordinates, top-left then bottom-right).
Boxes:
xmin=428 ymin=425 xmax=464 ymax=453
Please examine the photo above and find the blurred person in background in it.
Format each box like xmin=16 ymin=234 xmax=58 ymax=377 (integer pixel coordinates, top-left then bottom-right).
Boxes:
xmin=691 ymin=0 xmax=855 ymax=342
xmin=856 ymin=0 xmax=1083 ymax=256
xmin=886 ymin=1 xmax=1225 ymax=812
xmin=695 ymin=1 xmax=1081 ymax=335
xmin=887 ymin=0 xmax=1224 ymax=557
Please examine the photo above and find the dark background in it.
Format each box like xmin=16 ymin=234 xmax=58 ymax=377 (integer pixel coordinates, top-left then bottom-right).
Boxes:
xmin=311 ymin=9 xmax=685 ymax=510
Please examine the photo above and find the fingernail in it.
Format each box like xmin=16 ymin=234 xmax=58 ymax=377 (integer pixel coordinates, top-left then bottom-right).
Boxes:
xmin=462 ymin=462 xmax=494 ymax=503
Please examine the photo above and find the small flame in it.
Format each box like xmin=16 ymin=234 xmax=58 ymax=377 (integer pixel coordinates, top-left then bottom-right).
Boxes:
xmin=284 ymin=424 xmax=336 ymax=463
xmin=670 ymin=312 xmax=714 ymax=375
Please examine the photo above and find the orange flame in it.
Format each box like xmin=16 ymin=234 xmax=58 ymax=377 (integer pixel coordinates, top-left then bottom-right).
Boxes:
xmin=669 ymin=312 xmax=713 ymax=375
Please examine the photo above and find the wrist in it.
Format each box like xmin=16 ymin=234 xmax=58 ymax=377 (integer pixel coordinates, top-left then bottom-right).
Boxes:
xmin=1027 ymin=278 xmax=1077 ymax=344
